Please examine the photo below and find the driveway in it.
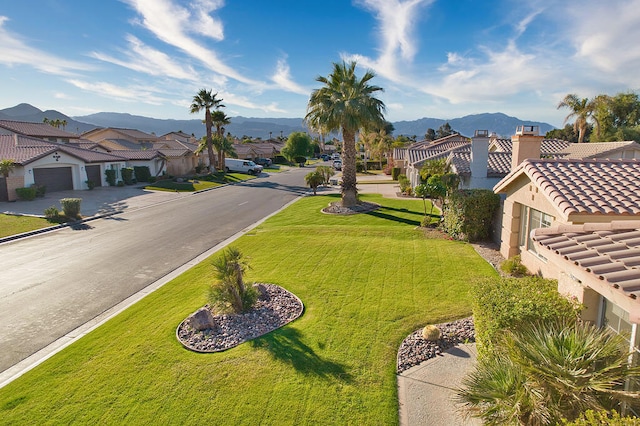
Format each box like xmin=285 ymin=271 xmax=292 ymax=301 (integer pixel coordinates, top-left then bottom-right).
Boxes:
xmin=0 ymin=185 xmax=193 ymax=217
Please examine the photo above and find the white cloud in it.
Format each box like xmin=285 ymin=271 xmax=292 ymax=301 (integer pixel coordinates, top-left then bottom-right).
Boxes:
xmin=121 ymin=0 xmax=260 ymax=85
xmin=91 ymin=34 xmax=199 ymax=81
xmin=271 ymin=58 xmax=308 ymax=95
xmin=348 ymin=0 xmax=433 ymax=81
xmin=66 ymin=79 xmax=167 ymax=104
xmin=0 ymin=16 xmax=91 ymax=76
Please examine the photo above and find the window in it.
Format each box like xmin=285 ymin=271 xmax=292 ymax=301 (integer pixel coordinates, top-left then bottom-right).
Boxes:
xmin=519 ymin=205 xmax=554 ymax=258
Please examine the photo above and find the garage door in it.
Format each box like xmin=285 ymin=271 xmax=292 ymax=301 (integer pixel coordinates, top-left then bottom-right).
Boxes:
xmin=34 ymin=167 xmax=73 ymax=192
xmin=85 ymin=165 xmax=102 ymax=187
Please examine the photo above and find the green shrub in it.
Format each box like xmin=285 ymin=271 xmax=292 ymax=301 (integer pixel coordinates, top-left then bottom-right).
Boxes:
xmin=15 ymin=187 xmax=36 ymax=201
xmin=272 ymin=155 xmax=288 ymax=165
xmin=148 ymin=176 xmax=156 ymax=183
xmin=85 ymin=180 xmax=95 ymax=190
xmin=60 ymin=198 xmax=82 ymax=219
xmin=133 ymin=166 xmax=151 ymax=182
xmin=442 ymin=189 xmax=500 ymax=242
xmin=391 ymin=167 xmax=401 ymax=180
xmin=117 ymin=180 xmax=124 ymax=187
xmin=422 ymin=325 xmax=441 ymax=341
xmin=44 ymin=206 xmax=59 ymax=219
xmin=121 ymin=167 xmax=134 ymax=185
xmin=356 ymin=160 xmax=365 ymax=173
xmin=209 ymin=247 xmax=257 ymax=314
xmin=105 ymin=169 xmax=116 ymax=186
xmin=472 ymin=276 xmax=579 ymax=356
xmin=398 ymin=174 xmax=411 ymax=195
xmin=294 ymin=156 xmax=307 ymax=166
xmin=31 ymin=184 xmax=46 ymax=197
xmin=500 ymin=255 xmax=528 ymax=276
xmin=563 ymin=410 xmax=640 ymax=425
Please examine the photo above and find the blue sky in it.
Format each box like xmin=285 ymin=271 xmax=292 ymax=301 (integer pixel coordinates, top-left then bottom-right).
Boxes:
xmin=1 ymin=0 xmax=640 ymax=128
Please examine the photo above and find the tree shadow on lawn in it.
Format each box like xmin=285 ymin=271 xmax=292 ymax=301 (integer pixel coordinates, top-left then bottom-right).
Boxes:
xmin=250 ymin=327 xmax=353 ymax=382
xmin=364 ymin=207 xmax=422 ymax=226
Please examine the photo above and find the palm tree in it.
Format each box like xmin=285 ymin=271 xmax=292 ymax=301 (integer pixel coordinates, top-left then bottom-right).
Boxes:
xmin=458 ymin=320 xmax=640 ymax=425
xmin=190 ymin=89 xmax=224 ymax=171
xmin=211 ymin=109 xmax=231 ymax=170
xmin=305 ymin=61 xmax=386 ymax=207
xmin=557 ymin=94 xmax=597 ymax=143
xmin=0 ymin=159 xmax=15 ymax=178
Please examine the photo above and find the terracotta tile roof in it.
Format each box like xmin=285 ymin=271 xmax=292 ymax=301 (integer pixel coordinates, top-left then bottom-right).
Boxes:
xmin=108 ymin=150 xmax=164 ymax=160
xmin=450 ymin=151 xmax=512 ymax=177
xmin=0 ymin=120 xmax=79 ymax=139
xmin=559 ymin=141 xmax=640 ymax=159
xmin=488 ymin=138 xmax=571 ymax=154
xmin=495 ymin=158 xmax=640 ymax=220
xmin=532 ymin=221 xmax=640 ymax=306
xmin=83 ymin=127 xmax=158 ymax=141
xmin=407 ymin=142 xmax=470 ymax=164
xmin=158 ymin=148 xmax=191 ymax=157
xmin=0 ymin=134 xmax=125 ymax=164
xmin=99 ymin=139 xmax=155 ymax=151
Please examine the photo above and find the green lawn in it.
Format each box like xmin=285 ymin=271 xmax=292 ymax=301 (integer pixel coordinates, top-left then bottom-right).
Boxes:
xmin=0 ymin=214 xmax=53 ymax=238
xmin=0 ymin=194 xmax=497 ymax=424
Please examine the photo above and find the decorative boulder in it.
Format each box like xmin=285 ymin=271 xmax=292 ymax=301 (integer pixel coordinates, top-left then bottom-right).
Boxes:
xmin=422 ymin=325 xmax=441 ymax=341
xmin=188 ymin=308 xmax=215 ymax=331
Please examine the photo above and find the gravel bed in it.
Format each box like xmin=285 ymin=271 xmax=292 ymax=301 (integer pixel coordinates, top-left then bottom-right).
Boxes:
xmin=176 ymin=284 xmax=304 ymax=353
xmin=321 ymin=201 xmax=380 ymax=215
xmin=397 ymin=317 xmax=475 ymax=374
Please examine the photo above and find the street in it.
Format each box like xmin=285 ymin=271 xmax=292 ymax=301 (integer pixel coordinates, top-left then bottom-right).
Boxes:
xmin=0 ymin=168 xmax=309 ymax=375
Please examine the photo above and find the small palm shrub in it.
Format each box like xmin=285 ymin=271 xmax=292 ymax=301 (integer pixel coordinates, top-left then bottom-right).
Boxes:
xmin=500 ymin=255 xmax=528 ymax=276
xmin=209 ymin=247 xmax=257 ymax=314
xmin=105 ymin=169 xmax=116 ymax=186
xmin=60 ymin=198 xmax=82 ymax=219
xmin=305 ymin=171 xmax=324 ymax=195
xmin=458 ymin=320 xmax=640 ymax=425
xmin=422 ymin=325 xmax=441 ymax=341
xmin=398 ymin=174 xmax=411 ymax=195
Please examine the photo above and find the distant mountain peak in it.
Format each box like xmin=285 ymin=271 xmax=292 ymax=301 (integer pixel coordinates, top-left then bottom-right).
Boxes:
xmin=2 ymin=103 xmax=43 ymax=117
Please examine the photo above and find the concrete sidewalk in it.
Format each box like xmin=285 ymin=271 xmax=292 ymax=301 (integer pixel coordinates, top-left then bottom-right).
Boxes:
xmin=398 ymin=343 xmax=480 ymax=426
xmin=0 ymin=185 xmax=192 ymax=217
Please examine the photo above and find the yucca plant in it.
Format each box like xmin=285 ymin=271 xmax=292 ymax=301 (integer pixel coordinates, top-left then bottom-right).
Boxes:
xmin=458 ymin=320 xmax=640 ymax=425
xmin=209 ymin=247 xmax=257 ymax=314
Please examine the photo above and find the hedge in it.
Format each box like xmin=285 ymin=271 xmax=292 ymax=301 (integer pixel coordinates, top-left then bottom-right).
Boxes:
xmin=133 ymin=166 xmax=152 ymax=182
xmin=60 ymin=198 xmax=82 ymax=219
xmin=442 ymin=189 xmax=500 ymax=242
xmin=15 ymin=187 xmax=37 ymax=201
xmin=472 ymin=276 xmax=578 ymax=357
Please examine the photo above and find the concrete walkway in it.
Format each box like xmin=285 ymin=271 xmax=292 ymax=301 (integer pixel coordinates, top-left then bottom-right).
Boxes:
xmin=398 ymin=344 xmax=480 ymax=426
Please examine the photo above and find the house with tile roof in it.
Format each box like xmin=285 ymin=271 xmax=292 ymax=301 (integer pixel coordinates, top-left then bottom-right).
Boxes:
xmin=83 ymin=127 xmax=203 ymax=175
xmin=0 ymin=120 xmax=80 ymax=143
xmin=0 ymin=134 xmax=128 ymax=201
xmin=493 ymin=137 xmax=640 ymax=345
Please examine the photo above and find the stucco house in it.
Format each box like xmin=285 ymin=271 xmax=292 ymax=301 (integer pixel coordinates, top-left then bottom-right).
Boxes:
xmin=0 ymin=134 xmax=127 ymax=201
xmin=493 ymin=129 xmax=640 ymax=350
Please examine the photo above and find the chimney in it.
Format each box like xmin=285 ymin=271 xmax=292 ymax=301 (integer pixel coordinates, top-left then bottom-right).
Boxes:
xmin=471 ymin=130 xmax=490 ymax=179
xmin=511 ymin=125 xmax=543 ymax=169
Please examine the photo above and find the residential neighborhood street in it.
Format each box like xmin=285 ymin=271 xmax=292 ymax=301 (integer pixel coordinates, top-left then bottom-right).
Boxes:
xmin=0 ymin=168 xmax=309 ymax=375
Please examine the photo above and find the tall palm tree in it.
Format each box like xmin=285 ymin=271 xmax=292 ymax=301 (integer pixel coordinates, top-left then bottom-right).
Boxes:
xmin=211 ymin=109 xmax=231 ymax=170
xmin=305 ymin=61 xmax=386 ymax=207
xmin=557 ymin=94 xmax=597 ymax=143
xmin=190 ymin=89 xmax=224 ymax=171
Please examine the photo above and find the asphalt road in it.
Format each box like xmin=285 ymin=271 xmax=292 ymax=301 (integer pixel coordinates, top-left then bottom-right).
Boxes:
xmin=0 ymin=168 xmax=309 ymax=375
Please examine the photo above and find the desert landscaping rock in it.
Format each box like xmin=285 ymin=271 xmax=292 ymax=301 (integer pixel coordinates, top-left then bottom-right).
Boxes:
xmin=177 ymin=283 xmax=303 ymax=352
xmin=321 ymin=200 xmax=380 ymax=215
xmin=188 ymin=307 xmax=216 ymax=331
xmin=397 ymin=317 xmax=475 ymax=373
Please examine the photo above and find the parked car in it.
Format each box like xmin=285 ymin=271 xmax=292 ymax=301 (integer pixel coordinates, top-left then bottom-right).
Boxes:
xmin=332 ymin=160 xmax=342 ymax=171
xmin=320 ymin=154 xmax=331 ymax=161
xmin=254 ymin=158 xmax=272 ymax=167
xmin=224 ymin=158 xmax=263 ymax=175
xmin=332 ymin=153 xmax=341 ymax=160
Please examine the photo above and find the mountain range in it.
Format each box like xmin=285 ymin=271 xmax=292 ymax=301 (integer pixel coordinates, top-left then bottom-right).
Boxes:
xmin=0 ymin=103 xmax=555 ymax=140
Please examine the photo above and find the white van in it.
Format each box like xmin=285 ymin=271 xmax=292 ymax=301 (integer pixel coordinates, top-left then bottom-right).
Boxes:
xmin=224 ymin=158 xmax=263 ymax=175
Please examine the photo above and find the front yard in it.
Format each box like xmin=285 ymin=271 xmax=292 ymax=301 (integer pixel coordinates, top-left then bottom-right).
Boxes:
xmin=0 ymin=214 xmax=53 ymax=238
xmin=0 ymin=194 xmax=497 ymax=424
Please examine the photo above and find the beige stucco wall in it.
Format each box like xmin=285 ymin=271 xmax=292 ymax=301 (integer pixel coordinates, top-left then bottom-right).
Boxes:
xmin=6 ymin=175 xmax=25 ymax=201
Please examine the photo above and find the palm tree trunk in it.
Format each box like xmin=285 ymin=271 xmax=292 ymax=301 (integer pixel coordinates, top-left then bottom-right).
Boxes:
xmin=341 ymin=129 xmax=358 ymax=207
xmin=205 ymin=110 xmax=216 ymax=171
